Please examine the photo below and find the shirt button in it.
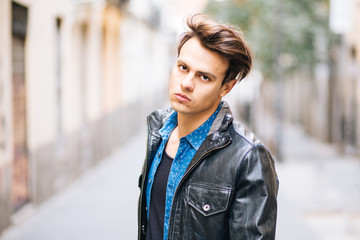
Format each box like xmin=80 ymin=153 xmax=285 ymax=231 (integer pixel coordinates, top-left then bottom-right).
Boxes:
xmin=149 ymin=179 xmax=152 ymax=183
xmin=203 ymin=204 xmax=210 ymax=212
xmin=158 ymin=153 xmax=160 ymax=157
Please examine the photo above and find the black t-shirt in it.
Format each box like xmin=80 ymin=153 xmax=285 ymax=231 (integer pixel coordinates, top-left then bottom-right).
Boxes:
xmin=146 ymin=150 xmax=173 ymax=240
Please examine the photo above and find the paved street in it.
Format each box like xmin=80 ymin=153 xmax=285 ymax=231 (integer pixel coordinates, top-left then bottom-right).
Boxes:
xmin=1 ymin=124 xmax=360 ymax=240
xmin=0 ymin=128 xmax=147 ymax=240
xmin=277 ymin=124 xmax=360 ymax=240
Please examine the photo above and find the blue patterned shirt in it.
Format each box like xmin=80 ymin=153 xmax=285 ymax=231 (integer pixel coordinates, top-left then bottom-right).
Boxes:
xmin=146 ymin=103 xmax=222 ymax=240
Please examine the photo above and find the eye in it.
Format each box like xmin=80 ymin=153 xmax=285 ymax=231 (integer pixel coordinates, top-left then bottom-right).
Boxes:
xmin=179 ymin=65 xmax=187 ymax=71
xmin=200 ymin=75 xmax=210 ymax=81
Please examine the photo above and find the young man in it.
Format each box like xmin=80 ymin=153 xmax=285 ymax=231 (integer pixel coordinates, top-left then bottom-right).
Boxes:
xmin=138 ymin=14 xmax=278 ymax=240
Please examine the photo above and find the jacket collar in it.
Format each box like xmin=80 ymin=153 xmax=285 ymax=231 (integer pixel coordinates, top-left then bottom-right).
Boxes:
xmin=148 ymin=101 xmax=233 ymax=142
xmin=183 ymin=102 xmax=233 ymax=174
xmin=147 ymin=101 xmax=234 ymax=178
xmin=208 ymin=101 xmax=233 ymax=135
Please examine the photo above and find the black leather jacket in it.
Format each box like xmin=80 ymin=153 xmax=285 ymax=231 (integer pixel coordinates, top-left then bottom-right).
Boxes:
xmin=138 ymin=102 xmax=278 ymax=240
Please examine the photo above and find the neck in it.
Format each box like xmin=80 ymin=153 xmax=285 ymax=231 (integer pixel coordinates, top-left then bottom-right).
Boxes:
xmin=176 ymin=104 xmax=220 ymax=138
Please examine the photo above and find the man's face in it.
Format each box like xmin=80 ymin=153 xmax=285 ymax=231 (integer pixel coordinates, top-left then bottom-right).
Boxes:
xmin=169 ymin=37 xmax=234 ymax=119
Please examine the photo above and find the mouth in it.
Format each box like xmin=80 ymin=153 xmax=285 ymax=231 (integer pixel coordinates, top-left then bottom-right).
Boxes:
xmin=175 ymin=93 xmax=191 ymax=102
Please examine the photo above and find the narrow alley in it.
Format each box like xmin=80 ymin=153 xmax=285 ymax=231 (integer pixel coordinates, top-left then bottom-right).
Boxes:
xmin=1 ymin=1 xmax=359 ymax=240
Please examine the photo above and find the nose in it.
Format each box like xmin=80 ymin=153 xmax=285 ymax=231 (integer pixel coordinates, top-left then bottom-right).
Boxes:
xmin=180 ymin=73 xmax=194 ymax=92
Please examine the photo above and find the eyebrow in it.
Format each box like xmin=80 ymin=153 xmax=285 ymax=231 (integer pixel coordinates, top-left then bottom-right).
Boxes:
xmin=177 ymin=59 xmax=217 ymax=80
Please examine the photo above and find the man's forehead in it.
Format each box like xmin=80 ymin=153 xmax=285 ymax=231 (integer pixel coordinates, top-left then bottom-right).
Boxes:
xmin=178 ymin=38 xmax=229 ymax=76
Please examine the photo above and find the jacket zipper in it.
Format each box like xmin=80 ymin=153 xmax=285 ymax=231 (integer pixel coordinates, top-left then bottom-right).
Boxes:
xmin=168 ymin=140 xmax=231 ymax=239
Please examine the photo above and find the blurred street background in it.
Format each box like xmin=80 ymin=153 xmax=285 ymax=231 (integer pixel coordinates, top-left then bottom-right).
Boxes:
xmin=0 ymin=0 xmax=359 ymax=239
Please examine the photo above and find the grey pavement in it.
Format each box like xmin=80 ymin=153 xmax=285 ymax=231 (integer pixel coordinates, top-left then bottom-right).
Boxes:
xmin=0 ymin=128 xmax=147 ymax=240
xmin=276 ymin=124 xmax=360 ymax=240
xmin=0 ymin=124 xmax=359 ymax=240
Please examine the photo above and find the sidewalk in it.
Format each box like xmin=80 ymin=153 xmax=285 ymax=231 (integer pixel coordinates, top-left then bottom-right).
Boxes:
xmin=276 ymin=124 xmax=360 ymax=240
xmin=0 ymin=128 xmax=147 ymax=240
xmin=0 ymin=124 xmax=359 ymax=240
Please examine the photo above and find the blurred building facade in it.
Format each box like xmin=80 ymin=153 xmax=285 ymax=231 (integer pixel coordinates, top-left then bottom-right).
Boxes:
xmin=330 ymin=0 xmax=360 ymax=154
xmin=278 ymin=0 xmax=360 ymax=155
xmin=0 ymin=0 xmax=175 ymax=233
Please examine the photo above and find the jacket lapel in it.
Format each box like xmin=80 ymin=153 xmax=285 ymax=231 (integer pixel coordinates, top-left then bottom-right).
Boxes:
xmin=185 ymin=103 xmax=233 ymax=173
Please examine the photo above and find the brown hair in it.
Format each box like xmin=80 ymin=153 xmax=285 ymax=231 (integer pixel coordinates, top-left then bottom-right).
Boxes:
xmin=177 ymin=13 xmax=253 ymax=85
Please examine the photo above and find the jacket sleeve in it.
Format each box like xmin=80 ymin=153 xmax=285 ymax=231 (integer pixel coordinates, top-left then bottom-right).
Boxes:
xmin=229 ymin=145 xmax=278 ymax=240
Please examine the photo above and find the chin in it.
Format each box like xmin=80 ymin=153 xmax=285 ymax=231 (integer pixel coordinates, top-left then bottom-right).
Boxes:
xmin=170 ymin=101 xmax=191 ymax=114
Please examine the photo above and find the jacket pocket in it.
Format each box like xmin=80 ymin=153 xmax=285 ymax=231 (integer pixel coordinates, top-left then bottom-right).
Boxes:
xmin=187 ymin=184 xmax=232 ymax=217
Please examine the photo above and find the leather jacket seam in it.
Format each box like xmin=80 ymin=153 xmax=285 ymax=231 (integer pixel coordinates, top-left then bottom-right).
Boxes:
xmin=236 ymin=145 xmax=262 ymax=184
xmin=240 ymin=143 xmax=268 ymax=162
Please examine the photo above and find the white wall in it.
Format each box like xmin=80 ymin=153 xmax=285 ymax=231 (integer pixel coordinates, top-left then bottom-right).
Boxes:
xmin=119 ymin=15 xmax=170 ymax=106
xmin=0 ymin=0 xmax=12 ymax=166
xmin=62 ymin=4 xmax=104 ymax=133
xmin=85 ymin=8 xmax=103 ymax=122
xmin=23 ymin=0 xmax=106 ymax=149
xmin=26 ymin=0 xmax=60 ymax=150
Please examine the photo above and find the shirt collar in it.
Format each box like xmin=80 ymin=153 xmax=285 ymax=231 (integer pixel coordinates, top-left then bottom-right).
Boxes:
xmin=185 ymin=103 xmax=222 ymax=150
xmin=158 ymin=111 xmax=178 ymax=140
xmin=159 ymin=103 xmax=222 ymax=151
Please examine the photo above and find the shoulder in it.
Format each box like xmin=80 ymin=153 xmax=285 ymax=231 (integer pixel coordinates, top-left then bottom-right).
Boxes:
xmin=148 ymin=107 xmax=173 ymax=121
xmin=228 ymin=117 xmax=272 ymax=159
xmin=213 ymin=101 xmax=270 ymax=153
xmin=228 ymin=118 xmax=277 ymax=183
xmin=230 ymin=118 xmax=261 ymax=147
xmin=147 ymin=107 xmax=174 ymax=131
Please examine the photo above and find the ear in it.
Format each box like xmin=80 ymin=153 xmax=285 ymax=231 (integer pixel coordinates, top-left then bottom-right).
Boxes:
xmin=220 ymin=79 xmax=237 ymax=97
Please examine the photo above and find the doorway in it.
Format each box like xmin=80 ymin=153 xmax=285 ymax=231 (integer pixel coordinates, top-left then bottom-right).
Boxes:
xmin=11 ymin=1 xmax=29 ymax=212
